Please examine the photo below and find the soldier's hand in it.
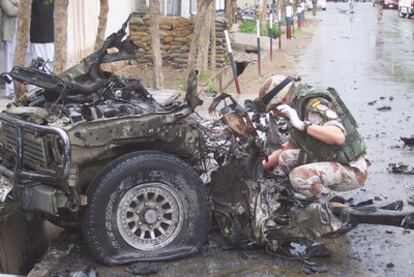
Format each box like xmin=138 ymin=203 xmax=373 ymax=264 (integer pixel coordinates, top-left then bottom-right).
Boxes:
xmin=276 ymin=104 xmax=304 ymax=130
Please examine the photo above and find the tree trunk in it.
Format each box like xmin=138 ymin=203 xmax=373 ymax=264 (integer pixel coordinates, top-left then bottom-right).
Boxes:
xmin=94 ymin=0 xmax=109 ymax=51
xmin=196 ymin=3 xmax=213 ymax=73
xmin=260 ymin=0 xmax=268 ymax=28
xmin=13 ymin=0 xmax=32 ymax=98
xmin=277 ymin=0 xmax=286 ymax=25
xmin=53 ymin=0 xmax=68 ymax=74
xmin=210 ymin=2 xmax=216 ymax=70
xmin=225 ymin=0 xmax=235 ymax=24
xmin=149 ymin=0 xmax=163 ymax=89
xmin=187 ymin=0 xmax=211 ymax=74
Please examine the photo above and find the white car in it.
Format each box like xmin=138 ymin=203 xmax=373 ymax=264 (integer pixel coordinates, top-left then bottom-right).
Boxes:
xmin=306 ymin=0 xmax=327 ymax=10
xmin=398 ymin=0 xmax=414 ymax=17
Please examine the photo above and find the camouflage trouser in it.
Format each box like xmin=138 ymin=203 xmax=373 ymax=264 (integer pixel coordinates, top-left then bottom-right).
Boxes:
xmin=277 ymin=149 xmax=368 ymax=199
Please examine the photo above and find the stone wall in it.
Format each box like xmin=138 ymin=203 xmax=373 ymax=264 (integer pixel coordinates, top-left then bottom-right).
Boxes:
xmin=129 ymin=11 xmax=229 ymax=68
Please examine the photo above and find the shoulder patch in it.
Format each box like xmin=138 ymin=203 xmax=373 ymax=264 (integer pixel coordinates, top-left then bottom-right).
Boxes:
xmin=310 ymin=99 xmax=321 ymax=108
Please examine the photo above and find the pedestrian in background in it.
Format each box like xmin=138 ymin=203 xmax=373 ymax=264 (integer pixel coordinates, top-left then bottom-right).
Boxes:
xmin=312 ymin=0 xmax=317 ymax=16
xmin=375 ymin=0 xmax=384 ymax=21
xmin=0 ymin=0 xmax=19 ymax=98
xmin=30 ymin=0 xmax=54 ymax=70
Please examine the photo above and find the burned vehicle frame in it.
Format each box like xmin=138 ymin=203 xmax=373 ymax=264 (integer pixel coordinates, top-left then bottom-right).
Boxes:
xmin=0 ymin=15 xmax=413 ymax=269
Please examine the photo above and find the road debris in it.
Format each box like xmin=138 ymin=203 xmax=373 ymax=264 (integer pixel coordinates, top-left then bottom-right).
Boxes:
xmin=377 ymin=106 xmax=392 ymax=111
xmin=408 ymin=195 xmax=414 ymax=206
xmin=386 ymin=262 xmax=394 ymax=268
xmin=401 ymin=136 xmax=414 ymax=146
xmin=70 ymin=266 xmax=97 ymax=277
xmin=387 ymin=163 xmax=414 ymax=175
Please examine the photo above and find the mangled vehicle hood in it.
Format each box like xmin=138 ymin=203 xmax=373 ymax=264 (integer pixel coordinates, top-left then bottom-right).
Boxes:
xmin=0 ymin=16 xmax=202 ymax=167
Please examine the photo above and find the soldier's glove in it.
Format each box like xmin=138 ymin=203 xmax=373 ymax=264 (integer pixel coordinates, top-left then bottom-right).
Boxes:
xmin=276 ymin=104 xmax=305 ymax=131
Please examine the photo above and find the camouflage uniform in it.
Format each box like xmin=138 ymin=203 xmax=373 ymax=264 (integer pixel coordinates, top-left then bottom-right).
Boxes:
xmin=276 ymin=97 xmax=369 ymax=199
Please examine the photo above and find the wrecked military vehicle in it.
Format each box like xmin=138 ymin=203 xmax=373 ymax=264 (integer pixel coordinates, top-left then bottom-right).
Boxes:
xmin=0 ymin=16 xmax=414 ymax=267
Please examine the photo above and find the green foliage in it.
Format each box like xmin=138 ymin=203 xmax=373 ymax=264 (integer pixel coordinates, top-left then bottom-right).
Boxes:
xmin=198 ymin=72 xmax=212 ymax=82
xmin=238 ymin=20 xmax=257 ymax=33
xmin=175 ymin=80 xmax=186 ymax=91
xmin=206 ymin=80 xmax=217 ymax=96
xmin=238 ymin=20 xmax=281 ymax=38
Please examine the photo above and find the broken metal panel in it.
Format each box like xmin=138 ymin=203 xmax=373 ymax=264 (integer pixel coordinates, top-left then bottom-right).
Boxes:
xmin=208 ymin=93 xmax=257 ymax=138
xmin=265 ymin=203 xmax=335 ymax=242
xmin=67 ymin=109 xmax=192 ymax=147
xmin=21 ymin=185 xmax=68 ymax=216
xmin=68 ymin=119 xmax=199 ymax=165
xmin=209 ymin=160 xmax=255 ymax=245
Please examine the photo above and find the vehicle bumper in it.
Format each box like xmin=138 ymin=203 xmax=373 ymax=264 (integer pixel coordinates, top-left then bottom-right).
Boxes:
xmin=0 ymin=112 xmax=71 ymax=183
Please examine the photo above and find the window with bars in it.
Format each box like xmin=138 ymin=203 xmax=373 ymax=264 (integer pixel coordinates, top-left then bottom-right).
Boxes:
xmin=160 ymin=0 xmax=182 ymax=16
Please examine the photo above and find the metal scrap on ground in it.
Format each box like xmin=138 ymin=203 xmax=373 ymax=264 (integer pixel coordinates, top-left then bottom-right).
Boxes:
xmin=387 ymin=163 xmax=414 ymax=175
xmin=401 ymin=136 xmax=414 ymax=146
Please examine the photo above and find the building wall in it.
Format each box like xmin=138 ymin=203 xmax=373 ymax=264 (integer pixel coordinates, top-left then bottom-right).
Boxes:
xmin=216 ymin=0 xmax=225 ymax=11
xmin=130 ymin=13 xmax=229 ymax=68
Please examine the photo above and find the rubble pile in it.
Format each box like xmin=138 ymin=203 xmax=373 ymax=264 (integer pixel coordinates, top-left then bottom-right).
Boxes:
xmin=129 ymin=11 xmax=229 ymax=68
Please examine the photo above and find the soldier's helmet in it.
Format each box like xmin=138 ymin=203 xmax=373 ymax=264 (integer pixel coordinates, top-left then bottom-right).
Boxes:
xmin=258 ymin=75 xmax=296 ymax=112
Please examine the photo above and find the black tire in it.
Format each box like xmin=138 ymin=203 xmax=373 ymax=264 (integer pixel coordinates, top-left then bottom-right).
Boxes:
xmin=83 ymin=151 xmax=210 ymax=265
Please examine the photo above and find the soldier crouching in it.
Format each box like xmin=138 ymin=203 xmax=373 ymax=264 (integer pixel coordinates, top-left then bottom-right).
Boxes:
xmin=258 ymin=75 xmax=370 ymax=200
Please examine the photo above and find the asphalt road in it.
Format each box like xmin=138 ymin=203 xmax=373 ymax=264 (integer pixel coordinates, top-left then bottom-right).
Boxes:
xmin=299 ymin=2 xmax=414 ymax=276
xmin=30 ymin=3 xmax=414 ymax=277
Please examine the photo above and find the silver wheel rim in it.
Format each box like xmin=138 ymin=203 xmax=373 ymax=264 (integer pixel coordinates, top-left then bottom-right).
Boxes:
xmin=116 ymin=182 xmax=184 ymax=251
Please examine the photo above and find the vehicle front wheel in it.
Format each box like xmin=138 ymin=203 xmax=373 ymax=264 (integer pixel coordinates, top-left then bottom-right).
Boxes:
xmin=83 ymin=151 xmax=210 ymax=265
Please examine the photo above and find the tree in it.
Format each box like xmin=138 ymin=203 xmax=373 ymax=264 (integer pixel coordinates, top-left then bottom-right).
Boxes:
xmin=149 ymin=0 xmax=163 ymax=89
xmin=210 ymin=2 xmax=216 ymax=70
xmin=225 ymin=0 xmax=236 ymax=24
xmin=13 ymin=0 xmax=32 ymax=98
xmin=94 ymin=0 xmax=109 ymax=50
xmin=53 ymin=0 xmax=68 ymax=74
xmin=196 ymin=2 xmax=214 ymax=73
xmin=277 ymin=0 xmax=286 ymax=24
xmin=187 ymin=0 xmax=212 ymax=74
xmin=260 ymin=0 xmax=268 ymax=26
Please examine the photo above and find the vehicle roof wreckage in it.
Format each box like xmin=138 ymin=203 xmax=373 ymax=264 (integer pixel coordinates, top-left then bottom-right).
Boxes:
xmin=0 ymin=16 xmax=413 ymax=267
